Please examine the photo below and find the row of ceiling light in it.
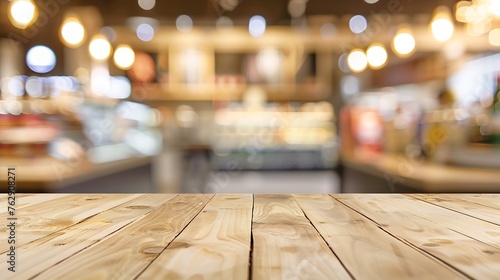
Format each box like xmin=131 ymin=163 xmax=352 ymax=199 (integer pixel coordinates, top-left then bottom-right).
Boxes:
xmin=7 ymin=0 xmax=500 ymax=75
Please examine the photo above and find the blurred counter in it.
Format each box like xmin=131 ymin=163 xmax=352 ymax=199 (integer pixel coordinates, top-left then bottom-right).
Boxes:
xmin=0 ymin=155 xmax=153 ymax=193
xmin=340 ymin=153 xmax=500 ymax=193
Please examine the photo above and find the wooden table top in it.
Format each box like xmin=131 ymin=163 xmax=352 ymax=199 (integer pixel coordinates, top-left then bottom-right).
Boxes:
xmin=2 ymin=194 xmax=500 ymax=279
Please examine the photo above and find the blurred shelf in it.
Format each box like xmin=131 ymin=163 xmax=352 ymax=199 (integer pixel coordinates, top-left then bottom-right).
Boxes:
xmin=128 ymin=83 xmax=329 ymax=102
xmin=341 ymin=153 xmax=500 ymax=192
xmin=0 ymin=125 xmax=59 ymax=144
xmin=0 ymin=154 xmax=153 ymax=192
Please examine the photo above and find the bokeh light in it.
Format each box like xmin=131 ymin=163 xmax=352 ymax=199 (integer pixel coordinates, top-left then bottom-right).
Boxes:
xmin=113 ymin=45 xmax=136 ymax=70
xmin=101 ymin=26 xmax=117 ymax=43
xmin=288 ymin=0 xmax=307 ymax=18
xmin=176 ymin=15 xmax=193 ymax=33
xmin=60 ymin=17 xmax=86 ymax=47
xmin=216 ymin=16 xmax=233 ymax=29
xmin=455 ymin=1 xmax=471 ymax=23
xmin=26 ymin=45 xmax=56 ymax=73
xmin=8 ymin=0 xmax=38 ymax=29
xmin=489 ymin=29 xmax=500 ymax=46
xmin=347 ymin=49 xmax=368 ymax=72
xmin=25 ymin=77 xmax=43 ymax=98
xmin=341 ymin=75 xmax=361 ymax=100
xmin=249 ymin=15 xmax=266 ymax=37
xmin=392 ymin=28 xmax=416 ymax=57
xmin=138 ymin=0 xmax=155 ymax=10
xmin=136 ymin=23 xmax=155 ymax=41
xmin=338 ymin=53 xmax=350 ymax=73
xmin=430 ymin=6 xmax=454 ymax=42
xmin=88 ymin=35 xmax=112 ymax=61
xmin=7 ymin=76 xmax=25 ymax=97
xmin=349 ymin=15 xmax=367 ymax=34
xmin=320 ymin=23 xmax=337 ymax=40
xmin=366 ymin=44 xmax=388 ymax=69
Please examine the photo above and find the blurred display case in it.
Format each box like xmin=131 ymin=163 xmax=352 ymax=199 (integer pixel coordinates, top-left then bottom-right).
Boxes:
xmin=211 ymin=99 xmax=337 ymax=170
xmin=0 ymin=75 xmax=161 ymax=192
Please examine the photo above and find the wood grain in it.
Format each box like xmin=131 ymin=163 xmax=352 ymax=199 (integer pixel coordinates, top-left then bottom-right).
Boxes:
xmin=2 ymin=194 xmax=500 ymax=279
xmin=11 ymin=194 xmax=177 ymax=279
xmin=138 ymin=194 xmax=253 ymax=279
xmin=252 ymin=194 xmax=351 ymax=280
xmin=394 ymin=194 xmax=500 ymax=250
xmin=294 ymin=194 xmax=465 ymax=279
xmin=410 ymin=194 xmax=500 ymax=225
xmin=0 ymin=194 xmax=140 ymax=253
xmin=34 ymin=194 xmax=213 ymax=280
xmin=0 ymin=194 xmax=71 ymax=214
xmin=336 ymin=194 xmax=500 ymax=279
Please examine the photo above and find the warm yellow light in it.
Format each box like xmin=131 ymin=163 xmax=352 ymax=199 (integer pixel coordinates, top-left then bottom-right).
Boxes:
xmin=88 ymin=35 xmax=112 ymax=61
xmin=347 ymin=49 xmax=368 ymax=73
xmin=60 ymin=17 xmax=86 ymax=47
xmin=113 ymin=45 xmax=135 ymax=70
xmin=491 ymin=0 xmax=500 ymax=17
xmin=392 ymin=27 xmax=416 ymax=57
xmin=366 ymin=44 xmax=388 ymax=69
xmin=430 ymin=6 xmax=454 ymax=42
xmin=489 ymin=28 xmax=500 ymax=46
xmin=455 ymin=1 xmax=471 ymax=23
xmin=8 ymin=0 xmax=38 ymax=29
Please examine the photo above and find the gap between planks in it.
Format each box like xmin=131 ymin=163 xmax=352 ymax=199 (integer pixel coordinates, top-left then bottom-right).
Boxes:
xmin=34 ymin=194 xmax=214 ymax=280
xmin=334 ymin=194 xmax=500 ymax=279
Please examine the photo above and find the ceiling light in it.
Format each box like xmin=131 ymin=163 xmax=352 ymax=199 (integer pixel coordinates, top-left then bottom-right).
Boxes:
xmin=60 ymin=17 xmax=86 ymax=47
xmin=366 ymin=43 xmax=388 ymax=69
xmin=249 ymin=15 xmax=266 ymax=37
xmin=88 ymin=35 xmax=112 ymax=61
xmin=347 ymin=49 xmax=368 ymax=73
xmin=114 ymin=45 xmax=135 ymax=70
xmin=392 ymin=26 xmax=416 ymax=57
xmin=349 ymin=15 xmax=367 ymax=34
xmin=8 ymin=0 xmax=38 ymax=29
xmin=430 ymin=6 xmax=454 ymax=42
xmin=136 ymin=23 xmax=155 ymax=42
xmin=176 ymin=15 xmax=193 ymax=33
xmin=138 ymin=0 xmax=155 ymax=10
xmin=26 ymin=45 xmax=56 ymax=73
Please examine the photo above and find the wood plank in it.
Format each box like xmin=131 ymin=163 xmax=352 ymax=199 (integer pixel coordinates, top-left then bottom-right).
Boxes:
xmin=0 ymin=194 xmax=72 ymax=214
xmin=293 ymin=194 xmax=465 ymax=279
xmin=449 ymin=194 xmax=500 ymax=210
xmin=0 ymin=194 xmax=140 ymax=253
xmin=34 ymin=194 xmax=214 ymax=280
xmin=410 ymin=194 xmax=500 ymax=225
xmin=252 ymin=194 xmax=351 ymax=280
xmin=335 ymin=194 xmax=500 ymax=279
xmin=138 ymin=194 xmax=253 ymax=279
xmin=10 ymin=194 xmax=177 ymax=279
xmin=412 ymin=194 xmax=500 ymax=210
xmin=392 ymin=194 xmax=500 ymax=250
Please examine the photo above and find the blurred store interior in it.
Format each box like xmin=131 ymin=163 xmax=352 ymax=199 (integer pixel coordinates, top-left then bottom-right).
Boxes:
xmin=0 ymin=0 xmax=499 ymax=193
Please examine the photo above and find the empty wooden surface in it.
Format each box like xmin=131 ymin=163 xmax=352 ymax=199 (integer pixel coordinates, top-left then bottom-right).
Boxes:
xmin=1 ymin=194 xmax=500 ymax=279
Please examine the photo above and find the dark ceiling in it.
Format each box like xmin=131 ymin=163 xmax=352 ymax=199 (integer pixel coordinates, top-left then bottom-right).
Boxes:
xmin=1 ymin=0 xmax=456 ymax=33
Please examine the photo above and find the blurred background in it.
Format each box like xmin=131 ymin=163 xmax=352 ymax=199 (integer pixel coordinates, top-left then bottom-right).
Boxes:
xmin=0 ymin=0 xmax=499 ymax=193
